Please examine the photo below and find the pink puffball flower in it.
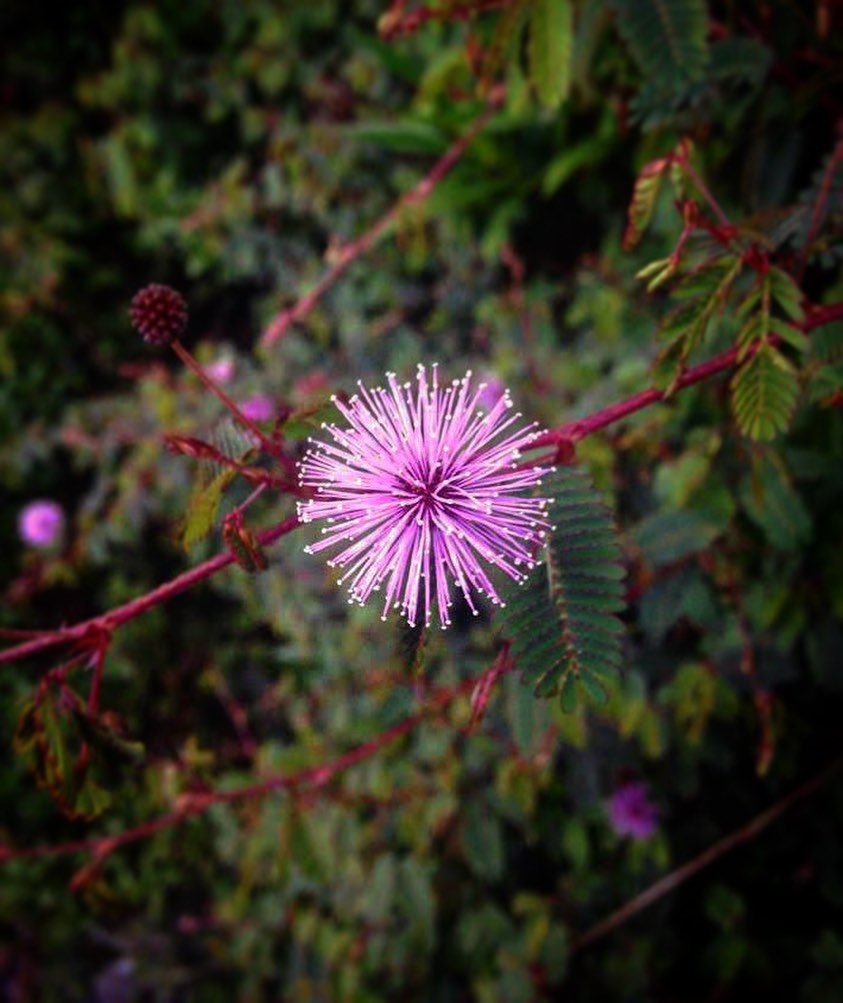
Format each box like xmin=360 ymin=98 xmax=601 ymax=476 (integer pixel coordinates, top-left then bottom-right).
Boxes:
xmin=18 ymin=499 xmax=65 ymax=549
xmin=607 ymin=782 xmax=659 ymax=841
xmin=297 ymin=365 xmax=553 ymax=629
xmin=204 ymin=356 xmax=235 ymax=383
xmin=240 ymin=393 xmax=275 ymax=423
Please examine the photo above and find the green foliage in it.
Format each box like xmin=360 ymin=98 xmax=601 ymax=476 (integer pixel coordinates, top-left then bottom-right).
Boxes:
xmin=501 ymin=465 xmax=625 ymax=709
xmin=3 ymin=0 xmax=843 ymax=999
xmin=612 ymin=0 xmax=708 ymax=93
xmin=528 ymin=0 xmax=574 ymax=110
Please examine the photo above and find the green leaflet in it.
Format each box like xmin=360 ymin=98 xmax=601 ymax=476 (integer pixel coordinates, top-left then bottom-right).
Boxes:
xmin=499 ymin=465 xmax=625 ymax=711
xmin=181 ymin=467 xmax=236 ymax=550
xmin=612 ymin=0 xmax=708 ymax=94
xmin=740 ymin=453 xmax=811 ymax=553
xmin=528 ymin=0 xmax=574 ymax=110
xmin=730 ymin=343 xmax=799 ymax=441
xmin=625 ymin=158 xmax=670 ymax=251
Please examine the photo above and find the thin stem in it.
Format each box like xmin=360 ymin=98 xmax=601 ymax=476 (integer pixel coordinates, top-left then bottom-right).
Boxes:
xmin=0 ymin=515 xmax=299 ymax=667
xmin=572 ymin=755 xmax=843 ymax=952
xmin=171 ymin=340 xmax=279 ymax=458
xmin=530 ymin=301 xmax=843 ymax=452
xmin=5 ymin=302 xmax=843 ymax=668
xmin=797 ymin=132 xmax=843 ymax=280
xmin=260 ymin=94 xmax=503 ymax=347
xmin=0 ymin=651 xmax=510 ymax=865
xmin=678 ymin=157 xmax=732 ymax=229
xmin=529 ymin=343 xmax=741 ymax=451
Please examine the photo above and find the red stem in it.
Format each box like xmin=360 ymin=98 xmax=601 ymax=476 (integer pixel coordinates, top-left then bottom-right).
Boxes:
xmin=531 ymin=302 xmax=843 ymax=451
xmin=0 ymin=515 xmax=299 ymax=666
xmin=572 ymin=755 xmax=843 ymax=951
xmin=260 ymin=95 xmax=503 ymax=347
xmin=5 ymin=302 xmax=843 ymax=668
xmin=796 ymin=131 xmax=843 ymax=282
xmin=0 ymin=651 xmax=510 ymax=865
xmin=171 ymin=341 xmax=292 ymax=474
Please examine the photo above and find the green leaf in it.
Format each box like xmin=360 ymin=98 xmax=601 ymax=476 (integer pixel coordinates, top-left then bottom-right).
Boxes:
xmin=500 ymin=465 xmax=626 ymax=712
xmin=612 ymin=0 xmax=708 ymax=93
xmin=484 ymin=0 xmax=529 ymax=87
xmin=740 ymin=453 xmax=812 ymax=551
xmin=400 ymin=858 xmax=435 ymax=952
xmin=631 ymin=510 xmax=721 ymax=567
xmin=707 ymin=37 xmax=771 ymax=85
xmin=343 ymin=120 xmax=448 ymax=156
xmin=625 ymin=158 xmax=669 ymax=250
xmin=809 ymin=321 xmax=843 ymax=363
xmin=768 ymin=266 xmax=805 ymax=322
xmin=731 ymin=344 xmax=799 ymax=441
xmin=182 ymin=468 xmax=235 ymax=549
xmin=462 ymin=800 xmax=505 ymax=881
xmin=528 ymin=0 xmax=573 ymax=110
xmin=808 ymin=359 xmax=843 ymax=404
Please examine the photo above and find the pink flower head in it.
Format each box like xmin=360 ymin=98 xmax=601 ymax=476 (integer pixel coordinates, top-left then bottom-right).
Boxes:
xmin=240 ymin=393 xmax=275 ymax=423
xmin=607 ymin=782 xmax=659 ymax=841
xmin=204 ymin=356 xmax=235 ymax=383
xmin=297 ymin=365 xmax=553 ymax=629
xmin=18 ymin=499 xmax=65 ymax=549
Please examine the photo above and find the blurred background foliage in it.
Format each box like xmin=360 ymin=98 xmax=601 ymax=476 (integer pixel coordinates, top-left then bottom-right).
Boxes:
xmin=2 ymin=0 xmax=843 ymax=999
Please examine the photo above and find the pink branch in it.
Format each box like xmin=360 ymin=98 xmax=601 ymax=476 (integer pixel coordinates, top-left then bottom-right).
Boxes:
xmin=0 ymin=651 xmax=511 ymax=866
xmin=260 ymin=96 xmax=502 ymax=347
xmin=531 ymin=301 xmax=843 ymax=451
xmin=0 ymin=515 xmax=299 ymax=666
xmin=5 ymin=302 xmax=843 ymax=669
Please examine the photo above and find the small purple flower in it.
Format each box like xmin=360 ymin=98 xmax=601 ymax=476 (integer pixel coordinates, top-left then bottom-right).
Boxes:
xmin=240 ymin=393 xmax=275 ymax=423
xmin=204 ymin=356 xmax=235 ymax=383
xmin=297 ymin=365 xmax=553 ymax=629
xmin=477 ymin=374 xmax=506 ymax=412
xmin=607 ymin=782 xmax=659 ymax=840
xmin=18 ymin=500 xmax=65 ymax=549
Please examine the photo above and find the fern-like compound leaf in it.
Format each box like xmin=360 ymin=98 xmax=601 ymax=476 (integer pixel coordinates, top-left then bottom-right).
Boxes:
xmin=730 ymin=343 xmax=799 ymax=441
xmin=612 ymin=0 xmax=708 ymax=94
xmin=500 ymin=465 xmax=626 ymax=709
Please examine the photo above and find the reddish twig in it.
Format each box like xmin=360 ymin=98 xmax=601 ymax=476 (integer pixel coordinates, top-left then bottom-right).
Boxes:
xmin=530 ymin=301 xmax=843 ymax=452
xmin=260 ymin=95 xmax=503 ymax=347
xmin=171 ymin=340 xmax=290 ymax=471
xmin=379 ymin=0 xmax=508 ymax=40
xmin=530 ymin=343 xmax=743 ymax=451
xmin=675 ymin=156 xmax=732 ymax=229
xmin=796 ymin=129 xmax=843 ymax=281
xmin=5 ymin=302 xmax=843 ymax=669
xmin=0 ymin=515 xmax=299 ymax=667
xmin=0 ymin=650 xmax=512 ymax=866
xmin=572 ymin=754 xmax=843 ymax=952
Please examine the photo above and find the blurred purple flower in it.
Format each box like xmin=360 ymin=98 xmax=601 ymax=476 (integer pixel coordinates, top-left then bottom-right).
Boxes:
xmin=477 ymin=374 xmax=506 ymax=412
xmin=18 ymin=500 xmax=65 ymax=549
xmin=240 ymin=392 xmax=275 ymax=422
xmin=298 ymin=364 xmax=553 ymax=629
xmin=607 ymin=781 xmax=659 ymax=840
xmin=94 ymin=957 xmax=135 ymax=1003
xmin=204 ymin=356 xmax=235 ymax=383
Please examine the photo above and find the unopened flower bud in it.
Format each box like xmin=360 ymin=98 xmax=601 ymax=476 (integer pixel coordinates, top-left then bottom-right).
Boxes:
xmin=129 ymin=284 xmax=188 ymax=346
